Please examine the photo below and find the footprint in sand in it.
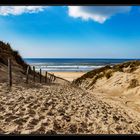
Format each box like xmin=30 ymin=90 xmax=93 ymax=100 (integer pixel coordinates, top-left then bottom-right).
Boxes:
xmin=23 ymin=117 xmax=40 ymax=130
xmin=28 ymin=109 xmax=36 ymax=117
xmin=0 ymin=128 xmax=6 ymax=134
xmin=29 ymin=118 xmax=40 ymax=126
xmin=0 ymin=106 xmax=5 ymax=112
xmin=5 ymin=115 xmax=19 ymax=122
xmin=31 ymin=125 xmax=46 ymax=134
xmin=45 ymin=130 xmax=57 ymax=135
xmin=15 ymin=110 xmax=25 ymax=116
xmin=14 ymin=118 xmax=27 ymax=125
xmin=67 ymin=124 xmax=78 ymax=134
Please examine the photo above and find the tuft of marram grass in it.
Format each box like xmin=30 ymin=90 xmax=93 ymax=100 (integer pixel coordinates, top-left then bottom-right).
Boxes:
xmin=128 ymin=79 xmax=139 ymax=89
xmin=105 ymin=70 xmax=113 ymax=79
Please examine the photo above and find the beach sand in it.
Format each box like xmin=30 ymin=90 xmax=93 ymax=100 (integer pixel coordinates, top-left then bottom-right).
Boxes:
xmin=1 ymin=66 xmax=140 ymax=134
xmin=48 ymin=72 xmax=85 ymax=82
xmin=0 ymin=82 xmax=140 ymax=134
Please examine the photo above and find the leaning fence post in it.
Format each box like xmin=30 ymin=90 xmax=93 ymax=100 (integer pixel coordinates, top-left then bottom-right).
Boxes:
xmin=52 ymin=74 xmax=56 ymax=82
xmin=26 ymin=66 xmax=30 ymax=84
xmin=53 ymin=74 xmax=56 ymax=82
xmin=8 ymin=58 xmax=12 ymax=87
xmin=45 ymin=71 xmax=47 ymax=83
xmin=33 ymin=66 xmax=35 ymax=82
xmin=40 ymin=69 xmax=42 ymax=83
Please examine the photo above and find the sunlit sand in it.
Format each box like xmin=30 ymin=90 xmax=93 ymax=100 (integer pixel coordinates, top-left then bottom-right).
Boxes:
xmin=49 ymin=72 xmax=85 ymax=82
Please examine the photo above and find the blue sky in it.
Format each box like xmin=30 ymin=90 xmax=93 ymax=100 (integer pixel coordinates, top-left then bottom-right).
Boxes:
xmin=0 ymin=6 xmax=140 ymax=58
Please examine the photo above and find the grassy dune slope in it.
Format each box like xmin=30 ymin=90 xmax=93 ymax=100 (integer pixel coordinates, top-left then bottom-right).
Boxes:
xmin=0 ymin=41 xmax=69 ymax=85
xmin=73 ymin=60 xmax=140 ymax=113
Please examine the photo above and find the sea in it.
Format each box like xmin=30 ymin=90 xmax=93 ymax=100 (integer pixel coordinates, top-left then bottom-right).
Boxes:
xmin=24 ymin=58 xmax=140 ymax=72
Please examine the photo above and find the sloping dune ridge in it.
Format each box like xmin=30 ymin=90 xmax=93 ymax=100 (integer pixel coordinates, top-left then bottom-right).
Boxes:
xmin=1 ymin=41 xmax=140 ymax=134
xmin=73 ymin=61 xmax=140 ymax=116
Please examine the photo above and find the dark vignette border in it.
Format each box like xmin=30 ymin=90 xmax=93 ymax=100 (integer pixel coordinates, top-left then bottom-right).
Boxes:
xmin=0 ymin=0 xmax=140 ymax=139
xmin=0 ymin=0 xmax=140 ymax=5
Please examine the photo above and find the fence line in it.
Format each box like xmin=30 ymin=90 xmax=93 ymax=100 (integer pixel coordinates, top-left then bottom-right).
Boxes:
xmin=6 ymin=59 xmax=56 ymax=86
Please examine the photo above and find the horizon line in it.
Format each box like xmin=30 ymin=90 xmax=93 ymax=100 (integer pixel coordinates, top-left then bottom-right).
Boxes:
xmin=23 ymin=57 xmax=140 ymax=59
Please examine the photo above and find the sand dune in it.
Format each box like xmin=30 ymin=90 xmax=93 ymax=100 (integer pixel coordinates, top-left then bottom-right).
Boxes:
xmin=73 ymin=62 xmax=140 ymax=115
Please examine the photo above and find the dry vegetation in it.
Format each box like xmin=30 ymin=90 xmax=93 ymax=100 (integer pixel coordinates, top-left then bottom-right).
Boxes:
xmin=72 ymin=65 xmax=112 ymax=86
xmin=73 ymin=60 xmax=140 ymax=87
xmin=128 ymin=79 xmax=139 ymax=89
xmin=105 ymin=70 xmax=113 ymax=79
xmin=0 ymin=41 xmax=28 ymax=70
xmin=0 ymin=41 xmax=67 ymax=84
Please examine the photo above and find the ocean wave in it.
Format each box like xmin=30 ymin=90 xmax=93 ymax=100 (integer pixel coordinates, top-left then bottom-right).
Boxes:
xmin=33 ymin=65 xmax=104 ymax=72
xmin=32 ymin=65 xmax=103 ymax=68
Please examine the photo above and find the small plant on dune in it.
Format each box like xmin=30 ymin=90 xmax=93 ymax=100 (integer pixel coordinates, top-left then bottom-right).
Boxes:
xmin=113 ymin=60 xmax=140 ymax=73
xmin=128 ymin=79 xmax=139 ymax=88
xmin=105 ymin=70 xmax=112 ymax=79
xmin=87 ymin=73 xmax=104 ymax=89
xmin=72 ymin=65 xmax=111 ymax=86
xmin=113 ymin=65 xmax=124 ymax=72
xmin=129 ymin=67 xmax=137 ymax=73
xmin=13 ymin=50 xmax=24 ymax=65
xmin=12 ymin=50 xmax=28 ymax=70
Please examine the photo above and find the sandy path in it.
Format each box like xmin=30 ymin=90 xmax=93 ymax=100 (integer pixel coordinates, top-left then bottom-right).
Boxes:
xmin=0 ymin=83 xmax=140 ymax=134
xmin=48 ymin=72 xmax=85 ymax=82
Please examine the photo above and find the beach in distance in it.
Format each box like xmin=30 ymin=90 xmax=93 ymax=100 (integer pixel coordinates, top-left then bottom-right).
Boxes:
xmin=25 ymin=58 xmax=140 ymax=81
xmin=48 ymin=72 xmax=85 ymax=81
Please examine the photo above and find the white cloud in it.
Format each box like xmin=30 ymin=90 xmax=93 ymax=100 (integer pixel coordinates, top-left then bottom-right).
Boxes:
xmin=68 ymin=6 xmax=132 ymax=23
xmin=0 ymin=6 xmax=48 ymax=16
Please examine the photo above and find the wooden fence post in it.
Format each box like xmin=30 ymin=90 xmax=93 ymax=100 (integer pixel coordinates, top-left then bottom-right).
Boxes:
xmin=33 ymin=66 xmax=35 ymax=82
xmin=45 ymin=71 xmax=47 ymax=83
xmin=40 ymin=69 xmax=42 ymax=83
xmin=8 ymin=58 xmax=12 ymax=87
xmin=50 ymin=74 xmax=52 ymax=83
xmin=26 ymin=66 xmax=30 ymax=84
xmin=53 ymin=74 xmax=56 ymax=82
xmin=49 ymin=74 xmax=51 ymax=83
xmin=52 ymin=74 xmax=54 ymax=82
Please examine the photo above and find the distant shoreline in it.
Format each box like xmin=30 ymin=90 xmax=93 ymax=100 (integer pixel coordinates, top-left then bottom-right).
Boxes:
xmin=24 ymin=58 xmax=140 ymax=74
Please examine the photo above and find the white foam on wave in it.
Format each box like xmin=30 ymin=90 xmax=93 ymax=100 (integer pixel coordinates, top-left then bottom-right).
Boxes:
xmin=33 ymin=65 xmax=104 ymax=72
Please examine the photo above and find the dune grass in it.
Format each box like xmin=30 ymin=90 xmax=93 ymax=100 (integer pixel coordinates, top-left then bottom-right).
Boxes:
xmin=73 ymin=60 xmax=140 ymax=87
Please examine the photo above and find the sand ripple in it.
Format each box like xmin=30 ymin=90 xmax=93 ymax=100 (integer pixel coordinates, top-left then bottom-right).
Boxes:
xmin=0 ymin=83 xmax=140 ymax=134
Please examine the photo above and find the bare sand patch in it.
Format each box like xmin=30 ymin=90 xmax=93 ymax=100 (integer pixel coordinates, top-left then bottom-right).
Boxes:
xmin=0 ymin=83 xmax=140 ymax=134
xmin=48 ymin=72 xmax=85 ymax=82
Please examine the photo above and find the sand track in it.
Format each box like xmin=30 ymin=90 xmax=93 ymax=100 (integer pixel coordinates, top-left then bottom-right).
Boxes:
xmin=0 ymin=82 xmax=140 ymax=134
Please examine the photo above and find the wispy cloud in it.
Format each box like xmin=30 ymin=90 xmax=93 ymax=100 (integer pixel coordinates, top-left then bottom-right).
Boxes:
xmin=68 ymin=6 xmax=132 ymax=23
xmin=0 ymin=6 xmax=48 ymax=16
xmin=0 ymin=6 xmax=132 ymax=24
